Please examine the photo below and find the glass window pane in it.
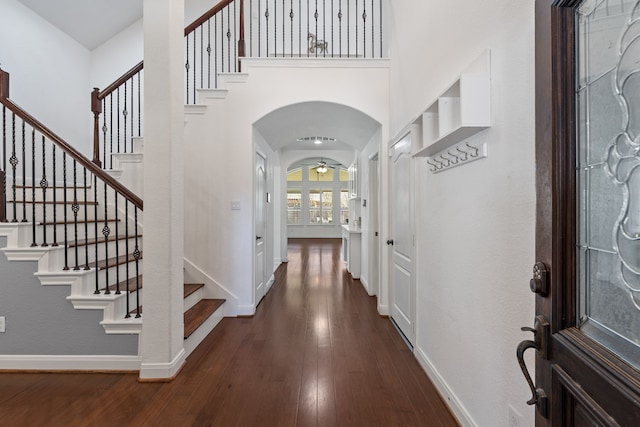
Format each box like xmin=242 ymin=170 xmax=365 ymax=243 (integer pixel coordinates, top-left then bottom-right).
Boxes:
xmin=340 ymin=189 xmax=349 ymax=224
xmin=287 ymin=189 xmax=302 ymax=224
xmin=339 ymin=168 xmax=349 ymax=181
xmin=287 ymin=169 xmax=302 ymax=181
xmin=576 ymin=0 xmax=640 ymax=367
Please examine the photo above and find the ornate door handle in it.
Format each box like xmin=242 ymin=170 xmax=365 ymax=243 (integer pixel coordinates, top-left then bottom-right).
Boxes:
xmin=517 ymin=315 xmax=549 ymax=418
xmin=386 ymin=239 xmax=394 ymax=245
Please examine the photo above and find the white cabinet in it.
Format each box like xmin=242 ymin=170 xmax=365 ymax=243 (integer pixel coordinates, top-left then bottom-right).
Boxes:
xmin=341 ymin=225 xmax=361 ymax=279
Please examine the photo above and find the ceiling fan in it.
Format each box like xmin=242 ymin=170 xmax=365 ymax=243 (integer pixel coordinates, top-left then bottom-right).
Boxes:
xmin=302 ymin=158 xmax=339 ymax=173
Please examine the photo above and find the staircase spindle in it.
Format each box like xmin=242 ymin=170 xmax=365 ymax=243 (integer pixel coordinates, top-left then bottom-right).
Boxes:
xmin=130 ymin=78 xmax=134 ymax=152
xmin=273 ymin=0 xmax=277 ymax=57
xmin=51 ymin=143 xmax=57 ymax=246
xmin=331 ymin=0 xmax=334 ymax=57
xmin=215 ymin=15 xmax=219 ymax=87
xmin=72 ymin=160 xmax=79 ymax=270
xmin=299 ymin=0 xmax=302 ymax=57
xmin=201 ymin=26 xmax=204 ymax=90
xmin=306 ymin=0 xmax=309 ymax=57
xmin=123 ymin=81 xmax=128 ymax=153
xmin=282 ymin=0 xmax=285 ymax=57
xmin=315 ymin=0 xmax=318 ymax=58
xmin=338 ymin=0 xmax=342 ymax=57
xmin=1 ymin=106 xmax=6 ymax=223
xmin=103 ymin=181 xmax=110 ymax=294
xmin=10 ymin=113 xmax=16 ymax=222
xmin=355 ymin=0 xmax=358 ymax=57
xmin=193 ymin=31 xmax=197 ymax=103
xmin=228 ymin=6 xmax=232 ymax=72
xmin=186 ymin=35 xmax=190 ymax=104
xmin=134 ymin=206 xmax=140 ymax=318
xmin=109 ymin=95 xmax=113 ymax=169
xmin=30 ymin=129 xmax=36 ymax=246
xmin=115 ymin=192 xmax=120 ymax=294
xmin=258 ymin=0 xmax=261 ymax=56
xmin=93 ymin=175 xmax=99 ymax=294
xmin=83 ymin=168 xmax=89 ymax=269
xmin=265 ymin=3 xmax=269 ymax=58
xmin=289 ymin=0 xmax=294 ymax=58
xmin=40 ymin=135 xmax=48 ymax=247
xmin=208 ymin=20 xmax=212 ymax=88
xmin=21 ymin=122 xmax=26 ymax=223
xmin=116 ymin=88 xmax=121 ymax=155
xmin=63 ymin=153 xmax=69 ymax=270
xmin=323 ymin=0 xmax=326 ymax=58
xmin=125 ymin=200 xmax=130 ymax=316
xmin=347 ymin=0 xmax=350 ymax=57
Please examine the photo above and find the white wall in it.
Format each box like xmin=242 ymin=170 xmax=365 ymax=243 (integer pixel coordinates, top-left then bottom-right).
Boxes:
xmin=0 ymin=0 xmax=92 ymax=157
xmin=183 ymin=58 xmax=389 ymax=315
xmin=388 ymin=1 xmax=536 ymax=426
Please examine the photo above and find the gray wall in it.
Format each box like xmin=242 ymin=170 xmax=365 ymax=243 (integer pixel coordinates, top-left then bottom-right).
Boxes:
xmin=0 ymin=237 xmax=138 ymax=355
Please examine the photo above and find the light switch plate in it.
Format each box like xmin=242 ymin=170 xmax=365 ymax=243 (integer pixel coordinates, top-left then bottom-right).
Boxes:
xmin=0 ymin=316 xmax=5 ymax=333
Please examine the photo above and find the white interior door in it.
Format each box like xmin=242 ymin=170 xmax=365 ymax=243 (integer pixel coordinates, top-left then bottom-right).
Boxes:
xmin=389 ymin=133 xmax=415 ymax=345
xmin=255 ymin=152 xmax=267 ymax=305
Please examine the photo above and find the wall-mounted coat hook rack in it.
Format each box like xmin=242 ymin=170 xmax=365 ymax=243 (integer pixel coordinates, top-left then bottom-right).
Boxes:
xmin=425 ymin=141 xmax=487 ymax=174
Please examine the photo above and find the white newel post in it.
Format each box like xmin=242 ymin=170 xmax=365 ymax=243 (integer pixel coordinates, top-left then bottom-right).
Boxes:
xmin=139 ymin=0 xmax=186 ymax=380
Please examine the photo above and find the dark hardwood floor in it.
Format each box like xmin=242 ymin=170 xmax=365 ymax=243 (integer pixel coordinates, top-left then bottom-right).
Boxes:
xmin=0 ymin=238 xmax=458 ymax=426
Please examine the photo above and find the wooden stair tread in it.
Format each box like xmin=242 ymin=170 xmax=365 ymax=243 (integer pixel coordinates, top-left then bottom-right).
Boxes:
xmin=89 ymin=252 xmax=142 ymax=270
xmin=184 ymin=283 xmax=205 ymax=298
xmin=68 ymin=234 xmax=142 ymax=248
xmin=184 ymin=299 xmax=225 ymax=339
xmin=108 ymin=276 xmax=142 ymax=293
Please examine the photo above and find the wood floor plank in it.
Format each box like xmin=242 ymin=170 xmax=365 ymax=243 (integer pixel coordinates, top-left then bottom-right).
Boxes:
xmin=0 ymin=238 xmax=459 ymax=427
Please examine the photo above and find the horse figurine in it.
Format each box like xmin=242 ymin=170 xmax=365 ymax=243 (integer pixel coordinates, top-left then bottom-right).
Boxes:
xmin=308 ymin=33 xmax=328 ymax=54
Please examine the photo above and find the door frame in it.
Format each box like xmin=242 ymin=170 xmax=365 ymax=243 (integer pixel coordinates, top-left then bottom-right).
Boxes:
xmin=534 ymin=1 xmax=640 ymax=425
xmin=368 ymin=151 xmax=380 ymax=297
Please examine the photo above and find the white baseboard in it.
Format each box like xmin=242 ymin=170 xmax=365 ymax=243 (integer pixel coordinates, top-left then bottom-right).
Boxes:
xmin=139 ymin=349 xmax=185 ymax=380
xmin=360 ymin=276 xmax=371 ymax=295
xmin=237 ymin=304 xmax=255 ymax=316
xmin=414 ymin=346 xmax=477 ymax=427
xmin=266 ymin=273 xmax=275 ymax=293
xmin=183 ymin=257 xmax=238 ymax=316
xmin=0 ymin=354 xmax=142 ymax=371
xmin=378 ymin=303 xmax=389 ymax=316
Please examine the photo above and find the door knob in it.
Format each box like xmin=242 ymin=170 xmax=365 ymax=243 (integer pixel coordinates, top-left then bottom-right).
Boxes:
xmin=517 ymin=315 xmax=549 ymax=417
xmin=386 ymin=239 xmax=394 ymax=245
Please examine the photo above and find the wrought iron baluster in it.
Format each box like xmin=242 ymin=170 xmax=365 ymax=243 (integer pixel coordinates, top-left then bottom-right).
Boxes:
xmin=363 ymin=0 xmax=366 ymax=57
xmin=299 ymin=0 xmax=302 ymax=57
xmin=215 ymin=15 xmax=219 ymax=87
xmin=355 ymin=0 xmax=358 ymax=57
xmin=21 ymin=122 xmax=26 ymax=222
xmin=115 ymin=192 xmax=120 ymax=294
xmin=40 ymin=135 xmax=48 ymax=247
xmin=123 ymin=80 xmax=128 ymax=153
xmin=125 ymin=200 xmax=130 ymax=315
xmin=134 ymin=206 xmax=141 ymax=318
xmin=72 ymin=160 xmax=79 ymax=270
xmin=266 ymin=3 xmax=270 ymax=57
xmin=307 ymin=0 xmax=309 ymax=57
xmin=379 ymin=0 xmax=382 ymax=58
xmin=249 ymin=1 xmax=253 ymax=57
xmin=290 ymin=0 xmax=294 ymax=58
xmin=221 ymin=11 xmax=226 ymax=75
xmin=274 ymin=0 xmax=277 ymax=57
xmin=315 ymin=0 xmax=318 ymax=58
xmin=51 ymin=142 xmax=58 ymax=246
xmin=371 ymin=0 xmax=374 ymax=58
xmin=208 ymin=20 xmax=212 ymax=88
xmin=338 ymin=0 xmax=342 ymax=57
xmin=193 ymin=31 xmax=197 ymax=102
xmin=94 ymin=175 xmax=99 ymax=294
xmin=331 ymin=0 xmax=334 ymax=57
xmin=228 ymin=6 xmax=232 ymax=72
xmin=102 ymin=98 xmax=107 ymax=169
xmin=83 ymin=169 xmax=89 ymax=269
xmin=109 ymin=95 xmax=113 ymax=169
xmin=186 ymin=35 xmax=190 ymax=104
xmin=116 ymin=87 xmax=120 ymax=155
xmin=234 ymin=1 xmax=238 ymax=70
xmin=137 ymin=73 xmax=141 ymax=136
xmin=103 ymin=181 xmax=110 ymax=294
xmin=282 ymin=0 xmax=286 ymax=57
xmin=347 ymin=0 xmax=350 ymax=57
xmin=201 ymin=26 xmax=204 ymax=90
xmin=323 ymin=0 xmax=326 ymax=57
xmin=30 ymin=129 xmax=36 ymax=246
xmin=1 ymin=106 xmax=6 ymax=223
xmin=62 ymin=153 xmax=69 ymax=270
xmin=258 ymin=0 xmax=261 ymax=57
xmin=10 ymin=113 xmax=17 ymax=222
xmin=130 ymin=78 xmax=134 ymax=152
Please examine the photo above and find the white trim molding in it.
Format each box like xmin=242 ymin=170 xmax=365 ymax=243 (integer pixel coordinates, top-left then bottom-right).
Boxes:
xmin=139 ymin=349 xmax=186 ymax=381
xmin=0 ymin=355 xmax=142 ymax=371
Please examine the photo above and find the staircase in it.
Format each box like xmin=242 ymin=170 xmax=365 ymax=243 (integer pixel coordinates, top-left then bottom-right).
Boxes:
xmin=0 ymin=69 xmax=226 ymax=370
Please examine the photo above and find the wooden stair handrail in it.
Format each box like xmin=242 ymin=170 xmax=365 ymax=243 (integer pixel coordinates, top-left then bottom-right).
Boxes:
xmin=184 ymin=0 xmax=237 ymax=36
xmin=98 ymin=61 xmax=144 ymax=100
xmin=1 ymin=68 xmax=143 ymax=210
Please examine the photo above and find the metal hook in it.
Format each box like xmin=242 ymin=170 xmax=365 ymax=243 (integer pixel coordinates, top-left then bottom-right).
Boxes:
xmin=456 ymin=147 xmax=469 ymax=161
xmin=466 ymin=143 xmax=480 ymax=158
xmin=439 ymin=155 xmax=450 ymax=167
xmin=447 ymin=151 xmax=459 ymax=164
xmin=426 ymin=159 xmax=438 ymax=172
xmin=432 ymin=157 xmax=444 ymax=169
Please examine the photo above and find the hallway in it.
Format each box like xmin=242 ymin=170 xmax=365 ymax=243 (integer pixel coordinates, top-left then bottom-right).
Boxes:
xmin=0 ymin=239 xmax=457 ymax=426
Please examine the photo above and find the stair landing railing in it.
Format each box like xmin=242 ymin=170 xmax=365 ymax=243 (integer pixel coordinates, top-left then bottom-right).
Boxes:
xmin=91 ymin=0 xmax=385 ymax=170
xmin=1 ymin=68 xmax=143 ymax=319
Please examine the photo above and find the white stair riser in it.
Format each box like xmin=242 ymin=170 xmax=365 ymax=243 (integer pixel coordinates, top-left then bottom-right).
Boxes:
xmin=183 ymin=288 xmax=203 ymax=312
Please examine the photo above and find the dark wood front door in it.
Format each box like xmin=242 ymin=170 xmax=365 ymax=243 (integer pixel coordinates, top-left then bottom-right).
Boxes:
xmin=531 ymin=0 xmax=640 ymax=425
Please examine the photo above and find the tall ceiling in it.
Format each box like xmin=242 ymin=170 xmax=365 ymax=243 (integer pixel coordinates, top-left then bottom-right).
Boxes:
xmin=18 ymin=0 xmax=143 ymax=50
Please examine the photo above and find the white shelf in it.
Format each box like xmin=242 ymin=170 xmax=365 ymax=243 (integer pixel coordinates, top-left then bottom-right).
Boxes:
xmin=413 ymin=49 xmax=491 ymax=159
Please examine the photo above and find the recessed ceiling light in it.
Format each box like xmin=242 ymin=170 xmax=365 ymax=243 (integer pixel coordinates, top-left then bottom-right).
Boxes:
xmin=296 ymin=136 xmax=337 ymax=144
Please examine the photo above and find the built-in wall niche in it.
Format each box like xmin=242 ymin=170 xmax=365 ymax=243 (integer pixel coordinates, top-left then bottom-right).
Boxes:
xmin=413 ymin=49 xmax=491 ymax=173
